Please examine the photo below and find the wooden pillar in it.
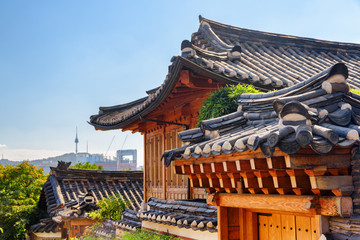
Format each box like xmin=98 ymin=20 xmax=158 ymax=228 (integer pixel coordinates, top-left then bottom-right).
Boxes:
xmin=218 ymin=206 xmax=228 ymax=240
xmin=239 ymin=208 xmax=246 ymax=240
xmin=143 ymin=133 xmax=148 ymax=202
xmin=163 ymin=126 xmax=167 ymax=200
xmin=313 ymin=215 xmax=329 ymax=239
xmin=245 ymin=210 xmax=258 ymax=240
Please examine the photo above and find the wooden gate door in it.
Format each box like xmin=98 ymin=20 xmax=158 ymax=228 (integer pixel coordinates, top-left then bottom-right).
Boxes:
xmin=259 ymin=213 xmax=317 ymax=240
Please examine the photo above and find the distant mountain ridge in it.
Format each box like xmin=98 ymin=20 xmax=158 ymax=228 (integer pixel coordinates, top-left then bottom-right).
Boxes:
xmin=0 ymin=158 xmax=18 ymax=165
xmin=1 ymin=153 xmax=82 ymax=173
xmin=0 ymin=153 xmax=76 ymax=165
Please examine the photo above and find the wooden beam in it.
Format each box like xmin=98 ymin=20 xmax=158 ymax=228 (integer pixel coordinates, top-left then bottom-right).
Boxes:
xmin=227 ymin=172 xmax=241 ymax=189
xmin=188 ymin=174 xmax=200 ymax=188
xmin=174 ymin=147 xmax=288 ymax=166
xmin=216 ymin=173 xmax=232 ymax=189
xmin=179 ymin=70 xmax=221 ymax=89
xmin=206 ymin=173 xmax=220 ymax=188
xmin=269 ymin=170 xmax=292 ymax=190
xmin=207 ymin=193 xmax=352 ymax=217
xmin=196 ymin=174 xmax=210 ymax=188
xmin=308 ymin=175 xmax=353 ymax=190
xmin=285 ymin=154 xmax=351 ymax=169
xmin=286 ymin=169 xmax=311 ymax=190
xmin=240 ymin=172 xmax=259 ymax=189
xmin=174 ymin=165 xmax=182 ymax=174
xmin=235 ymin=160 xmax=241 ymax=171
xmin=253 ymin=171 xmax=274 ymax=189
xmin=211 ymin=162 xmax=224 ymax=173
xmin=266 ymin=157 xmax=273 ymax=169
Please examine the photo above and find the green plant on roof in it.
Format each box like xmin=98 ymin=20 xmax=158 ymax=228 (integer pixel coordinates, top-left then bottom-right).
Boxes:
xmin=70 ymin=161 xmax=104 ymax=170
xmin=88 ymin=194 xmax=128 ymax=221
xmin=122 ymin=229 xmax=180 ymax=240
xmin=197 ymin=83 xmax=261 ymax=125
xmin=350 ymin=88 xmax=360 ymax=95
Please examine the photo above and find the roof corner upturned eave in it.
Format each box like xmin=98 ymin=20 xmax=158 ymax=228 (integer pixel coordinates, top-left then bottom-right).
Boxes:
xmin=88 ymin=56 xmax=185 ymax=131
xmin=88 ymin=56 xmax=257 ymax=132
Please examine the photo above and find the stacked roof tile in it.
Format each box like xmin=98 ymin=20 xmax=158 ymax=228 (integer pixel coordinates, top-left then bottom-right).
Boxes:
xmin=138 ymin=197 xmax=217 ymax=232
xmin=189 ymin=16 xmax=360 ymax=89
xmin=72 ymin=209 xmax=142 ymax=239
xmin=31 ymin=161 xmax=143 ymax=233
xmin=117 ymin=208 xmax=142 ymax=231
xmin=162 ymin=63 xmax=360 ymax=166
xmin=89 ymin=16 xmax=360 ymax=130
xmin=29 ymin=218 xmax=59 ymax=234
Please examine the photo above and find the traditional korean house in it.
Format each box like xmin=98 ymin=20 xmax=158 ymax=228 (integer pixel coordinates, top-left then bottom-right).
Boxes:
xmin=29 ymin=161 xmax=143 ymax=239
xmin=89 ymin=16 xmax=360 ymax=239
xmin=163 ymin=62 xmax=360 ymax=239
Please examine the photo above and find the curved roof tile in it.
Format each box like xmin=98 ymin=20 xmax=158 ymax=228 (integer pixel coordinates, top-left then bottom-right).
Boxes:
xmin=90 ymin=17 xmax=360 ymax=130
xmin=162 ymin=63 xmax=360 ymax=166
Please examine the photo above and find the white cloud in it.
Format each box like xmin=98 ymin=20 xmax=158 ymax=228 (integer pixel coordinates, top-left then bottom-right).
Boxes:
xmin=0 ymin=144 xmax=7 ymax=148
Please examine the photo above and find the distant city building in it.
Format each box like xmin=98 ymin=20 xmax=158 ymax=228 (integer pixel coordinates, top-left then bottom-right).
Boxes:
xmin=117 ymin=149 xmax=137 ymax=170
xmin=89 ymin=153 xmax=105 ymax=163
xmin=75 ymin=152 xmax=90 ymax=164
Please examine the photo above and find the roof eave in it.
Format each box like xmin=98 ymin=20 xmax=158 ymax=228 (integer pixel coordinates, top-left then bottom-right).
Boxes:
xmin=90 ymin=56 xmax=268 ymax=131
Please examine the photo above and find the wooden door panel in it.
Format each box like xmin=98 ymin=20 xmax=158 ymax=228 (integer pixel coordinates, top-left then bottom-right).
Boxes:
xmin=296 ymin=216 xmax=312 ymax=240
xmin=268 ymin=214 xmax=282 ymax=240
xmin=259 ymin=215 xmax=269 ymax=240
xmin=311 ymin=216 xmax=319 ymax=240
xmin=255 ymin=212 xmax=318 ymax=240
xmin=281 ymin=214 xmax=296 ymax=240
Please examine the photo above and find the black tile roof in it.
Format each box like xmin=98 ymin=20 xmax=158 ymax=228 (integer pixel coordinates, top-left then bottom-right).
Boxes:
xmin=162 ymin=63 xmax=360 ymax=166
xmin=29 ymin=218 xmax=59 ymax=233
xmin=89 ymin=16 xmax=360 ymax=130
xmin=31 ymin=161 xmax=143 ymax=233
xmin=138 ymin=197 xmax=217 ymax=233
xmin=190 ymin=16 xmax=360 ymax=89
xmin=91 ymin=210 xmax=142 ymax=238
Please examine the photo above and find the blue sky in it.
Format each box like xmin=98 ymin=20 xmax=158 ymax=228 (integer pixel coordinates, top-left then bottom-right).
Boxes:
xmin=1 ymin=0 xmax=360 ymax=165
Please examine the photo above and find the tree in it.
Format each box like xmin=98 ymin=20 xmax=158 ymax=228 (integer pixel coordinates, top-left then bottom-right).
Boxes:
xmin=197 ymin=83 xmax=261 ymax=124
xmin=0 ymin=161 xmax=47 ymax=239
xmin=70 ymin=161 xmax=104 ymax=170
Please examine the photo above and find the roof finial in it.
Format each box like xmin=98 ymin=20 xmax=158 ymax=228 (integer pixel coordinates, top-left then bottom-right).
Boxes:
xmin=199 ymin=15 xmax=203 ymax=23
xmin=181 ymin=40 xmax=195 ymax=58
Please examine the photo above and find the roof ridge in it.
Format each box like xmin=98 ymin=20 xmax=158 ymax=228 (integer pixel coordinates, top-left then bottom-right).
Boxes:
xmin=199 ymin=16 xmax=360 ymax=51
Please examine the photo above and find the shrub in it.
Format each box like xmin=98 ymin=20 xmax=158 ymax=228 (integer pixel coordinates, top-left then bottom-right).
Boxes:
xmin=70 ymin=161 xmax=104 ymax=170
xmin=122 ymin=229 xmax=180 ymax=240
xmin=88 ymin=195 xmax=128 ymax=221
xmin=351 ymin=88 xmax=360 ymax=95
xmin=197 ymin=84 xmax=261 ymax=124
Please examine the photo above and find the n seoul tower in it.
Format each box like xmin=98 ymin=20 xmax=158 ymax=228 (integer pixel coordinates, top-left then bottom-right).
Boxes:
xmin=75 ymin=127 xmax=79 ymax=154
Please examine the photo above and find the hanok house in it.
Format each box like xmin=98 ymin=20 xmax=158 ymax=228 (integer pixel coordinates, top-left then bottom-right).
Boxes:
xmin=89 ymin=16 xmax=360 ymax=239
xmin=163 ymin=62 xmax=360 ymax=240
xmin=29 ymin=161 xmax=143 ymax=240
